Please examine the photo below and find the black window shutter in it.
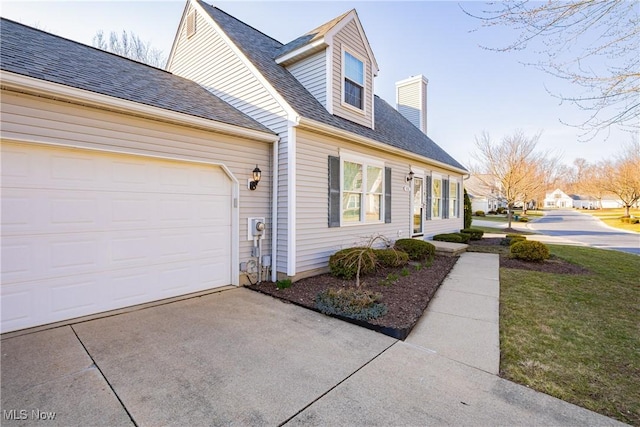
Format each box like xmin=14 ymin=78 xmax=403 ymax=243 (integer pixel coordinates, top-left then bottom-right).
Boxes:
xmin=443 ymin=179 xmax=449 ymax=219
xmin=384 ymin=167 xmax=392 ymax=223
xmin=328 ymin=156 xmax=341 ymax=227
xmin=426 ymin=175 xmax=432 ymax=220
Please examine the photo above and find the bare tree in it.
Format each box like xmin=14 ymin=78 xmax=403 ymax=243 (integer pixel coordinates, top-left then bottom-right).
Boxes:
xmin=472 ymin=130 xmax=557 ymax=228
xmin=93 ymin=30 xmax=166 ymax=68
xmin=464 ymin=1 xmax=640 ymax=138
xmin=598 ymin=140 xmax=640 ymax=216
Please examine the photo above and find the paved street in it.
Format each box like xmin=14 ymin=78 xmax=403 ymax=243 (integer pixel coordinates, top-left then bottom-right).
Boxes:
xmin=527 ymin=209 xmax=639 ymax=255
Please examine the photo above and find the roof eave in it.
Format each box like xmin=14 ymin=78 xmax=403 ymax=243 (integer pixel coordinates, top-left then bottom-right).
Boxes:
xmin=0 ymin=70 xmax=278 ymax=143
xmin=275 ymin=38 xmax=328 ymax=66
xmin=297 ymin=116 xmax=467 ymax=174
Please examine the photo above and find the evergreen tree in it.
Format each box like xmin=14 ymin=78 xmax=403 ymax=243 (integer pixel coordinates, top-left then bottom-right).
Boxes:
xmin=464 ymin=188 xmax=472 ymax=229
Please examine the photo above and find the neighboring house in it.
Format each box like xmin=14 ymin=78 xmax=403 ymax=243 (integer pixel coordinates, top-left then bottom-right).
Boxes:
xmin=570 ymin=194 xmax=598 ymax=209
xmin=167 ymin=1 xmax=467 ymax=281
xmin=0 ymin=2 xmax=466 ymax=332
xmin=543 ymin=189 xmax=574 ymax=209
xmin=464 ymin=175 xmax=505 ymax=213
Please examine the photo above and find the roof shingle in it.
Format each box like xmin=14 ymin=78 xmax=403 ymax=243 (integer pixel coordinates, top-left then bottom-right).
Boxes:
xmin=0 ymin=18 xmax=272 ymax=134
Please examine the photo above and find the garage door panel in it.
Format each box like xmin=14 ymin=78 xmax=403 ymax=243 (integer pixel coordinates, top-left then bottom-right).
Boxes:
xmin=1 ymin=142 xmax=234 ymax=333
xmin=1 ymin=288 xmax=32 ymax=326
xmin=50 ymin=279 xmax=101 ymax=315
xmin=111 ymin=235 xmax=153 ymax=264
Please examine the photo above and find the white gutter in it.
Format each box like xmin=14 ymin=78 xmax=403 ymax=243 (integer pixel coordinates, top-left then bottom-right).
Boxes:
xmin=0 ymin=71 xmax=279 ymax=144
xmin=274 ymin=39 xmax=327 ymax=65
xmin=271 ymin=136 xmax=279 ymax=282
xmin=297 ymin=116 xmax=468 ymax=175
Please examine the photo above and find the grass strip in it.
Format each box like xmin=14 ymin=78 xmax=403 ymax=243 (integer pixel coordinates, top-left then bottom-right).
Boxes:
xmin=499 ymin=245 xmax=639 ymax=425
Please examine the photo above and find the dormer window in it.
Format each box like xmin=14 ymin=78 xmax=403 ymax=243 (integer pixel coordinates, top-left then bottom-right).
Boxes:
xmin=343 ymin=51 xmax=364 ymax=110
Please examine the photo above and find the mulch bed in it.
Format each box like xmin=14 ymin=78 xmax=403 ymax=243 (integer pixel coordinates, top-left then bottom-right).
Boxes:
xmin=248 ymin=256 xmax=458 ymax=340
xmin=467 ymin=237 xmax=591 ymax=275
xmin=248 ymin=238 xmax=590 ymax=340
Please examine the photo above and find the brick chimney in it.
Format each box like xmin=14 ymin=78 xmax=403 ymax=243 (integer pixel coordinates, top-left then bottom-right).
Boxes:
xmin=395 ymin=75 xmax=428 ymax=134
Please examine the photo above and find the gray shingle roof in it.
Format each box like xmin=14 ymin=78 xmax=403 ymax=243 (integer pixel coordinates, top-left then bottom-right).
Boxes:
xmin=275 ymin=9 xmax=352 ymax=59
xmin=198 ymin=2 xmax=466 ymax=171
xmin=0 ymin=18 xmax=272 ymax=134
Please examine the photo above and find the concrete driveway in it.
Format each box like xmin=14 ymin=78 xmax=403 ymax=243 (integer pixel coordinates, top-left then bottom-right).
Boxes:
xmin=1 ymin=285 xmax=626 ymax=426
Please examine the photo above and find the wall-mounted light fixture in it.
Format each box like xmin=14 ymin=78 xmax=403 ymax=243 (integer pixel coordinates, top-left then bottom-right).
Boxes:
xmin=249 ymin=165 xmax=262 ymax=190
xmin=406 ymin=170 xmax=415 ymax=182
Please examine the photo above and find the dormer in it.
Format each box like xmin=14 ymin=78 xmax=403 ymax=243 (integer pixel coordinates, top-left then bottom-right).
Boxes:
xmin=276 ymin=9 xmax=379 ymax=129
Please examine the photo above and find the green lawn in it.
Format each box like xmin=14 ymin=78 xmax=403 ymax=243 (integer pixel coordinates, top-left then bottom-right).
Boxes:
xmin=583 ymin=208 xmax=640 ymax=233
xmin=500 ymin=245 xmax=640 ymax=425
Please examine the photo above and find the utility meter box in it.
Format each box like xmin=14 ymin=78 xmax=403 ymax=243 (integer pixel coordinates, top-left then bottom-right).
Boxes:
xmin=247 ymin=217 xmax=266 ymax=240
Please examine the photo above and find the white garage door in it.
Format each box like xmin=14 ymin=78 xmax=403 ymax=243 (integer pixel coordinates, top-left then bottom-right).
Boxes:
xmin=1 ymin=142 xmax=233 ymax=333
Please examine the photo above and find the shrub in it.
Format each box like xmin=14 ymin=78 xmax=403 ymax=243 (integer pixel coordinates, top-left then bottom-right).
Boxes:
xmin=374 ymin=248 xmax=409 ymax=268
xmin=394 ymin=239 xmax=435 ymax=261
xmin=276 ymin=279 xmax=292 ymax=290
xmin=496 ymin=207 xmax=507 ymax=214
xmin=433 ymin=233 xmax=462 ymax=243
xmin=621 ymin=216 xmax=640 ymax=224
xmin=501 ymin=234 xmax=526 ymax=246
xmin=487 ymin=210 xmax=497 ymax=215
xmin=329 ymin=247 xmax=376 ymax=280
xmin=506 ymin=233 xmax=525 ymax=239
xmin=433 ymin=233 xmax=470 ymax=243
xmin=518 ymin=216 xmax=530 ymax=222
xmin=475 ymin=210 xmax=486 ymax=217
xmin=510 ymin=240 xmax=550 ymax=262
xmin=315 ymin=288 xmax=388 ymax=320
xmin=460 ymin=228 xmax=484 ymax=240
xmin=509 ymin=236 xmax=527 ymax=246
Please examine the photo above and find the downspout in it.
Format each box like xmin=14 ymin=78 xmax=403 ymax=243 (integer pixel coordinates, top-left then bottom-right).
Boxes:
xmin=271 ymin=137 xmax=279 ymax=282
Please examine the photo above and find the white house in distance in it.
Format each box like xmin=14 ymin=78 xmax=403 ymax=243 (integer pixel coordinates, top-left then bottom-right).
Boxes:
xmin=465 ymin=175 xmax=506 ymax=213
xmin=543 ymin=189 xmax=627 ymax=209
xmin=0 ymin=1 xmax=467 ymax=333
xmin=544 ymin=189 xmax=574 ymax=209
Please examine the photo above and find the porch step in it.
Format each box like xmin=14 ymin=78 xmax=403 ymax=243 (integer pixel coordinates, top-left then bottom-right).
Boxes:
xmin=429 ymin=240 xmax=468 ymax=257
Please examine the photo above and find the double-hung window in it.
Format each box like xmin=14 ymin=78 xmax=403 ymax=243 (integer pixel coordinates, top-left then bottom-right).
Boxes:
xmin=342 ymin=159 xmax=383 ymax=224
xmin=431 ymin=176 xmax=442 ymax=219
xmin=449 ymin=180 xmax=458 ymax=218
xmin=344 ymin=51 xmax=364 ymax=110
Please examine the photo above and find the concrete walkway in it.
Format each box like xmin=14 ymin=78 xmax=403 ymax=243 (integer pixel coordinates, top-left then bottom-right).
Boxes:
xmin=407 ymin=252 xmax=500 ymax=374
xmin=0 ymin=253 xmax=627 ymax=426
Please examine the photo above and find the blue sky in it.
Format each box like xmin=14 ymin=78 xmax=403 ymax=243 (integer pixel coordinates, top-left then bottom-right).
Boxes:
xmin=1 ymin=1 xmax=631 ymax=168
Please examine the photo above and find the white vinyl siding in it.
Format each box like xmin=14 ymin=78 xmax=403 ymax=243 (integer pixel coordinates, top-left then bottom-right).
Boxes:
xmin=168 ymin=3 xmax=291 ymax=273
xmin=331 ymin=20 xmax=373 ymax=128
xmin=0 ymin=91 xmax=272 ymax=270
xmin=396 ymin=76 xmax=427 ymax=133
xmin=295 ymin=128 xmax=463 ymax=277
xmin=287 ymin=50 xmax=326 ymax=107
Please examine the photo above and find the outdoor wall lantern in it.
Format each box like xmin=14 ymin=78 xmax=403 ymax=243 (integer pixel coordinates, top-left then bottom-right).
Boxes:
xmin=249 ymin=165 xmax=262 ymax=190
xmin=406 ymin=170 xmax=415 ymax=182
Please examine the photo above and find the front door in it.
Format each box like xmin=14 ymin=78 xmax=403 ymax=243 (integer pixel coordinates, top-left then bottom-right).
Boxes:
xmin=412 ymin=176 xmax=424 ymax=236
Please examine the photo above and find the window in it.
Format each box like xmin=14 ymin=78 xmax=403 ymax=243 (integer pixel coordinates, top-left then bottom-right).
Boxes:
xmin=431 ymin=177 xmax=442 ymax=219
xmin=341 ymin=160 xmax=382 ymax=223
xmin=328 ymin=156 xmax=390 ymax=227
xmin=344 ymin=51 xmax=364 ymax=109
xmin=449 ymin=180 xmax=458 ymax=218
